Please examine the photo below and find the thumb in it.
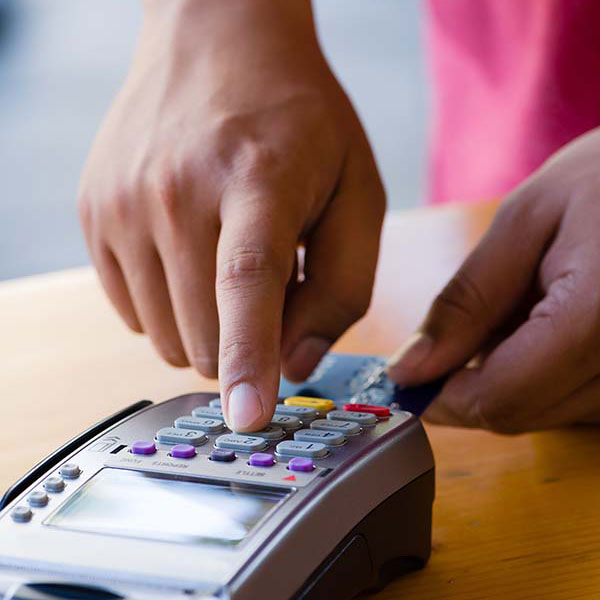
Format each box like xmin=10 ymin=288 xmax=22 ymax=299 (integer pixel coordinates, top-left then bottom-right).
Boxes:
xmin=387 ymin=190 xmax=560 ymax=387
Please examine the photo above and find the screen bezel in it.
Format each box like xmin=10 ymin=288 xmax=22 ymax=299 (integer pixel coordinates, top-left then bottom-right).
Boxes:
xmin=43 ymin=467 xmax=292 ymax=548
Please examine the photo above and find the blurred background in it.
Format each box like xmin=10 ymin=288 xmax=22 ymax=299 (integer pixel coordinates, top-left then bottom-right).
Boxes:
xmin=0 ymin=0 xmax=428 ymax=281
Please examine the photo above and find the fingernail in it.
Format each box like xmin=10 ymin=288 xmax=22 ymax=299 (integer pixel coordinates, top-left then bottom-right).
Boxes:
xmin=226 ymin=382 xmax=264 ymax=432
xmin=386 ymin=332 xmax=434 ymax=385
xmin=286 ymin=336 xmax=331 ymax=381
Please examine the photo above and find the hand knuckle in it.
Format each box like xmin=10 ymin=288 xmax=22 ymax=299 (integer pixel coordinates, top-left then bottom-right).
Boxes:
xmin=154 ymin=171 xmax=182 ymax=219
xmin=432 ymin=270 xmax=491 ymax=326
xmin=237 ymin=144 xmax=280 ymax=183
xmin=210 ymin=115 xmax=281 ymax=181
xmin=220 ymin=338 xmax=255 ymax=376
xmin=107 ymin=190 xmax=134 ymax=225
xmin=218 ymin=246 xmax=284 ymax=291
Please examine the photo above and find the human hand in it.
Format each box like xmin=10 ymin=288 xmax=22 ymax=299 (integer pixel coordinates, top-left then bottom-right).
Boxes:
xmin=78 ymin=0 xmax=385 ymax=431
xmin=388 ymin=128 xmax=600 ymax=432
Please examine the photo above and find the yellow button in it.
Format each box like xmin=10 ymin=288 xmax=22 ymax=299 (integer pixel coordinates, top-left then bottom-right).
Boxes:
xmin=284 ymin=396 xmax=336 ymax=413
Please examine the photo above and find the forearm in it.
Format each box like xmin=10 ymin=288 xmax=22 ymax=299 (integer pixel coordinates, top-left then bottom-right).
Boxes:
xmin=139 ymin=0 xmax=321 ymax=59
xmin=129 ymin=0 xmax=331 ymax=111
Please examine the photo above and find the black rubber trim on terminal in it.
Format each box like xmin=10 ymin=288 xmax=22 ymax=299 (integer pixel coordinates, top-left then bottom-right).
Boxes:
xmin=0 ymin=399 xmax=153 ymax=510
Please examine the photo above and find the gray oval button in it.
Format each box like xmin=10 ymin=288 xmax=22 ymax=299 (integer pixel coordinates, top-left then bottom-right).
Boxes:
xmin=157 ymin=427 xmax=208 ymax=446
xmin=274 ymin=404 xmax=318 ymax=422
xmin=175 ymin=416 xmax=225 ymax=434
xmin=328 ymin=409 xmax=377 ymax=427
xmin=237 ymin=425 xmax=284 ymax=440
xmin=44 ymin=476 xmax=65 ymax=493
xmin=28 ymin=490 xmax=49 ymax=507
xmin=215 ymin=434 xmax=268 ymax=453
xmin=275 ymin=440 xmax=328 ymax=458
xmin=294 ymin=429 xmax=345 ymax=447
xmin=60 ymin=463 xmax=81 ymax=479
xmin=209 ymin=397 xmax=222 ymax=408
xmin=270 ymin=414 xmax=302 ymax=431
xmin=191 ymin=406 xmax=224 ymax=420
xmin=12 ymin=506 xmax=32 ymax=522
xmin=310 ymin=418 xmax=361 ymax=435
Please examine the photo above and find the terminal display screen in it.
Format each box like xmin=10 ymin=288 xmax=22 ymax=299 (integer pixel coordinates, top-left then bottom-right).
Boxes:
xmin=46 ymin=468 xmax=288 ymax=547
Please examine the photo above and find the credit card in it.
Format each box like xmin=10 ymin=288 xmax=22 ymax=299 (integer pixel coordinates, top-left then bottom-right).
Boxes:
xmin=279 ymin=353 xmax=445 ymax=416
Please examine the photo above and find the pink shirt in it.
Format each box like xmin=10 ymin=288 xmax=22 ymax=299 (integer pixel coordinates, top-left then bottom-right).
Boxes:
xmin=426 ymin=0 xmax=600 ymax=204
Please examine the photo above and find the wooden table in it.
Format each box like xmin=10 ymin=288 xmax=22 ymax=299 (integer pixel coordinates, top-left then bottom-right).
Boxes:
xmin=2 ymin=202 xmax=599 ymax=599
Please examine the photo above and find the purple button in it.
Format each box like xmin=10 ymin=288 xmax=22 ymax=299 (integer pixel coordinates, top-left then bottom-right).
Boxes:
xmin=288 ymin=457 xmax=315 ymax=472
xmin=248 ymin=453 xmax=275 ymax=467
xmin=171 ymin=444 xmax=196 ymax=459
xmin=131 ymin=440 xmax=156 ymax=455
xmin=209 ymin=449 xmax=236 ymax=462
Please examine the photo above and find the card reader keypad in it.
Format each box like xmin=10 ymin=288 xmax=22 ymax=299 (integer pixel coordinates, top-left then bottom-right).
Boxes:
xmin=101 ymin=397 xmax=403 ymax=500
xmin=5 ymin=382 xmax=412 ymax=528
xmin=150 ymin=399 xmax=391 ymax=464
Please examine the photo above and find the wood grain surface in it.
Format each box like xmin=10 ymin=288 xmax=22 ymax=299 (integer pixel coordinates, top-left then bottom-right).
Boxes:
xmin=1 ymin=202 xmax=599 ymax=599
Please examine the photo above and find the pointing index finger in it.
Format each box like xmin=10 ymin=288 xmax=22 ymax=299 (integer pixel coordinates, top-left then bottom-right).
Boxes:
xmin=216 ymin=198 xmax=297 ymax=432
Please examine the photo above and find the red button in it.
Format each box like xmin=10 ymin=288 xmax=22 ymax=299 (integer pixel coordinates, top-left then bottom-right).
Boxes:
xmin=343 ymin=404 xmax=391 ymax=417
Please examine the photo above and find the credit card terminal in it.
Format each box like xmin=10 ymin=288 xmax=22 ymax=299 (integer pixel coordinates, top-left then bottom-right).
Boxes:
xmin=0 ymin=354 xmax=439 ymax=600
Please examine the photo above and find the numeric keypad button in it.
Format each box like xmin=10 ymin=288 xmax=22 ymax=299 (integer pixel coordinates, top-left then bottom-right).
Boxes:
xmin=310 ymin=418 xmax=361 ymax=435
xmin=294 ymin=429 xmax=345 ymax=447
xmin=328 ymin=409 xmax=377 ymax=427
xmin=236 ymin=425 xmax=284 ymax=440
xmin=275 ymin=440 xmax=328 ymax=459
xmin=191 ymin=406 xmax=224 ymax=420
xmin=270 ymin=414 xmax=301 ymax=431
xmin=274 ymin=404 xmax=318 ymax=422
xmin=175 ymin=416 xmax=225 ymax=434
xmin=215 ymin=434 xmax=268 ymax=453
xmin=156 ymin=427 xmax=208 ymax=446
